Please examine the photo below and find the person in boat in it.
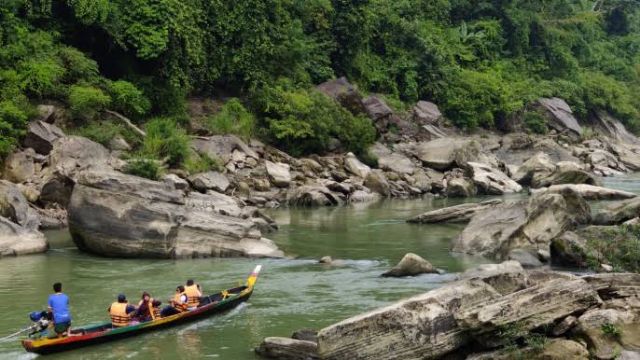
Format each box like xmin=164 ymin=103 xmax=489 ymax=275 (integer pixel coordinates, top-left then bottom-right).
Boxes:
xmin=134 ymin=292 xmax=161 ymax=322
xmin=184 ymin=279 xmax=202 ymax=309
xmin=47 ymin=282 xmax=72 ymax=338
xmin=160 ymin=286 xmax=188 ymax=317
xmin=108 ymin=294 xmax=136 ymax=328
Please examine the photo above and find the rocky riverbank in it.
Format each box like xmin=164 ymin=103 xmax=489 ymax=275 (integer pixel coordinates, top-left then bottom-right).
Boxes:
xmin=3 ymin=78 xmax=640 ymax=259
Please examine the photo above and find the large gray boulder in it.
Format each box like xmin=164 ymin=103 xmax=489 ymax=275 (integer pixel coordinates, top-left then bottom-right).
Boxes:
xmin=593 ymin=197 xmax=640 ymax=225
xmin=381 ymin=253 xmax=438 ymax=277
xmin=445 ymin=177 xmax=477 ymax=197
xmin=317 ymin=279 xmax=501 ymax=360
xmin=511 ymin=152 xmax=556 ymax=185
xmin=467 ymin=162 xmax=522 ymax=195
xmin=532 ymin=162 xmax=600 ymax=188
xmin=369 ymin=144 xmax=415 ymax=175
xmin=364 ymin=170 xmax=390 ymax=197
xmin=459 ymin=261 xmax=529 ymax=295
xmin=362 ymin=95 xmax=393 ymax=122
xmin=191 ymin=135 xmax=259 ymax=165
xmin=265 ymin=161 xmax=291 ymax=188
xmin=316 ymin=77 xmax=364 ymax=113
xmin=343 ymin=152 xmax=371 ymax=178
xmin=575 ymin=308 xmax=637 ymax=360
xmin=591 ymin=111 xmax=640 ymax=145
xmin=23 ymin=120 xmax=65 ymax=155
xmin=550 ymin=231 xmax=591 ymax=268
xmin=68 ymin=170 xmax=283 ymax=259
xmin=535 ymin=98 xmax=583 ymax=139
xmin=416 ymin=138 xmax=468 ymax=170
xmin=188 ymin=171 xmax=230 ymax=193
xmin=287 ymin=184 xmax=344 ymax=207
xmin=2 ymin=149 xmax=37 ymax=183
xmin=408 ymin=199 xmax=501 ymax=224
xmin=413 ymin=101 xmax=442 ymax=124
xmin=0 ymin=180 xmax=40 ymax=230
xmin=48 ymin=136 xmax=111 ymax=177
xmin=0 ymin=216 xmax=48 ymax=257
xmin=453 ymin=190 xmax=590 ymax=258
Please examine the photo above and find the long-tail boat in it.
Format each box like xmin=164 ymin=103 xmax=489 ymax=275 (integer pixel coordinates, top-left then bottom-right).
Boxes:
xmin=21 ymin=265 xmax=262 ymax=355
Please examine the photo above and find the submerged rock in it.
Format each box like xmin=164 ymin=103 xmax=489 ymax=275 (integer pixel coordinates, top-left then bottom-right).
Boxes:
xmin=407 ymin=199 xmax=501 ymax=224
xmin=382 ymin=253 xmax=438 ymax=277
xmin=68 ymin=170 xmax=283 ymax=259
xmin=255 ymin=337 xmax=318 ymax=360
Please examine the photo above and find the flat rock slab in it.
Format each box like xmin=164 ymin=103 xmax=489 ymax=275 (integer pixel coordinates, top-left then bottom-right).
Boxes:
xmin=407 ymin=199 xmax=501 ymax=224
xmin=255 ymin=337 xmax=319 ymax=360
xmin=532 ymin=184 xmax=637 ymax=200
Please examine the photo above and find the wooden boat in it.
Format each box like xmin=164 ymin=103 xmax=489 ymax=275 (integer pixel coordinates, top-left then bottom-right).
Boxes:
xmin=22 ymin=265 xmax=262 ymax=355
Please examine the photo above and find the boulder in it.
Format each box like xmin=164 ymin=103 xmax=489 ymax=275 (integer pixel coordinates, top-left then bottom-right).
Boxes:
xmin=459 ymin=261 xmax=529 ymax=296
xmin=590 ymin=111 xmax=640 ymax=145
xmin=287 ymin=184 xmax=344 ymax=207
xmin=373 ymin=148 xmax=415 ymax=175
xmin=416 ymin=138 xmax=469 ymax=170
xmin=582 ymin=273 xmax=640 ymax=300
xmin=0 ymin=180 xmax=39 ymax=230
xmin=255 ymin=337 xmax=318 ymax=360
xmin=108 ymin=136 xmax=131 ymax=151
xmin=68 ymin=170 xmax=283 ymax=259
xmin=362 ymin=95 xmax=393 ymax=122
xmin=511 ymin=152 xmax=556 ymax=185
xmin=467 ymin=339 xmax=589 ymax=360
xmin=364 ymin=170 xmax=390 ymax=196
xmin=593 ymin=197 xmax=640 ymax=225
xmin=3 ymin=149 xmax=36 ymax=183
xmin=413 ymin=101 xmax=442 ymax=124
xmin=506 ymin=248 xmax=544 ymax=268
xmin=453 ymin=141 xmax=500 ymax=169
xmin=610 ymin=143 xmax=640 ymax=171
xmin=317 ymin=279 xmax=502 ymax=360
xmin=550 ymin=231 xmax=590 ymax=268
xmin=191 ymin=135 xmax=259 ymax=165
xmin=39 ymin=173 xmax=75 ymax=208
xmin=575 ymin=308 xmax=636 ymax=360
xmin=456 ymin=278 xmax=601 ymax=348
xmin=348 ymin=190 xmax=380 ymax=203
xmin=445 ymin=177 xmax=477 ymax=197
xmin=265 ymin=161 xmax=291 ymax=188
xmin=532 ymin=162 xmax=600 ymax=188
xmin=552 ymin=315 xmax=579 ymax=336
xmin=48 ymin=136 xmax=111 ymax=177
xmin=466 ymin=162 xmax=522 ymax=195
xmin=407 ymin=199 xmax=501 ymax=224
xmin=316 ymin=77 xmax=364 ymax=113
xmin=188 ymin=171 xmax=230 ymax=193
xmin=22 ymin=120 xmax=65 ymax=155
xmin=343 ymin=152 xmax=371 ymax=178
xmin=35 ymin=104 xmax=57 ymax=123
xmin=453 ymin=190 xmax=591 ymax=258
xmin=381 ymin=253 xmax=438 ymax=277
xmin=535 ymin=98 xmax=583 ymax=139
xmin=0 ymin=216 xmax=48 ymax=257
xmin=162 ymin=174 xmax=190 ymax=191
xmin=531 ymin=184 xmax=636 ymax=201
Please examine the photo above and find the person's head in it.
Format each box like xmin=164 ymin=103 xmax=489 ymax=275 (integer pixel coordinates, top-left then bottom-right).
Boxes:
xmin=176 ymin=285 xmax=185 ymax=293
xmin=53 ymin=282 xmax=62 ymax=293
xmin=117 ymin=294 xmax=126 ymax=303
xmin=141 ymin=292 xmax=150 ymax=301
xmin=186 ymin=279 xmax=194 ymax=286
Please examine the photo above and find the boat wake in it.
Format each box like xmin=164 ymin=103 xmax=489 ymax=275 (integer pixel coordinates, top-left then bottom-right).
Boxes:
xmin=177 ymin=302 xmax=249 ymax=334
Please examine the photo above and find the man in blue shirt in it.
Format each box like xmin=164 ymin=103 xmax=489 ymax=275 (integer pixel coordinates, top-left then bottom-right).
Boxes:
xmin=47 ymin=282 xmax=71 ymax=338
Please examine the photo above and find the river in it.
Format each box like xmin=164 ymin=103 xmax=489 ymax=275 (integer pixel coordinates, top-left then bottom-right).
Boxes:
xmin=0 ymin=175 xmax=636 ymax=359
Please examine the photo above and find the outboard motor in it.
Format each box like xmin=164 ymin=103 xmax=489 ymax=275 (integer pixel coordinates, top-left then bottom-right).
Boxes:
xmin=28 ymin=311 xmax=50 ymax=335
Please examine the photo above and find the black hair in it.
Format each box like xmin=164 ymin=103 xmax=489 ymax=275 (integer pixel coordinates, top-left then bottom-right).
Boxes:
xmin=177 ymin=285 xmax=185 ymax=292
xmin=186 ymin=279 xmax=194 ymax=286
xmin=53 ymin=283 xmax=62 ymax=293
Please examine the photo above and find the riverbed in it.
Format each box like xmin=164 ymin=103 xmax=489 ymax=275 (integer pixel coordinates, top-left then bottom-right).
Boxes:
xmin=0 ymin=175 xmax=636 ymax=359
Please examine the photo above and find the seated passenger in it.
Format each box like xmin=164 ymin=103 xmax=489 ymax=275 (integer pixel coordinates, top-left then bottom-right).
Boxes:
xmin=134 ymin=292 xmax=161 ymax=322
xmin=160 ymin=286 xmax=188 ymax=317
xmin=108 ymin=294 xmax=136 ymax=328
xmin=184 ymin=279 xmax=202 ymax=308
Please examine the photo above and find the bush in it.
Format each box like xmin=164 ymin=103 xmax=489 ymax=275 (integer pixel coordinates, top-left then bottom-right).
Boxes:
xmin=207 ymin=98 xmax=255 ymax=140
xmin=184 ymin=153 xmax=222 ymax=174
xmin=73 ymin=120 xmax=140 ymax=148
xmin=108 ymin=80 xmax=151 ymax=118
xmin=19 ymin=58 xmax=65 ymax=98
xmin=585 ymin=224 xmax=640 ymax=272
xmin=254 ymin=80 xmax=376 ymax=156
xmin=0 ymin=100 xmax=28 ymax=157
xmin=523 ymin=111 xmax=547 ymax=134
xmin=123 ymin=158 xmax=162 ymax=180
xmin=142 ymin=117 xmax=190 ymax=167
xmin=601 ymin=323 xmax=622 ymax=339
xmin=68 ymin=85 xmax=111 ymax=120
xmin=58 ymin=47 xmax=99 ymax=83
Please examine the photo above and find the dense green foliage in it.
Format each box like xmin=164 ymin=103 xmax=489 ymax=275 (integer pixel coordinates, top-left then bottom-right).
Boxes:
xmin=1 ymin=0 xmax=640 ymax=159
xmin=142 ymin=117 xmax=190 ymax=167
xmin=123 ymin=158 xmax=162 ymax=180
xmin=207 ymin=98 xmax=255 ymax=141
xmin=586 ymin=224 xmax=640 ymax=272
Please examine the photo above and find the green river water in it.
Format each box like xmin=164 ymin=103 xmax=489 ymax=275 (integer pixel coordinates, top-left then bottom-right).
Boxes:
xmin=0 ymin=175 xmax=637 ymax=360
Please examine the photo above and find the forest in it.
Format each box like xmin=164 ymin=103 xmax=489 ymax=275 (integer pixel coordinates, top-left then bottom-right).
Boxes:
xmin=1 ymin=0 xmax=639 ymax=170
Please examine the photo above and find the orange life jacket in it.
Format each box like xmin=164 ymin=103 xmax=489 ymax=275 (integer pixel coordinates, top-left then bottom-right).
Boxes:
xmin=172 ymin=292 xmax=188 ymax=312
xmin=137 ymin=298 xmax=161 ymax=320
xmin=109 ymin=302 xmax=131 ymax=327
xmin=184 ymin=285 xmax=201 ymax=307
